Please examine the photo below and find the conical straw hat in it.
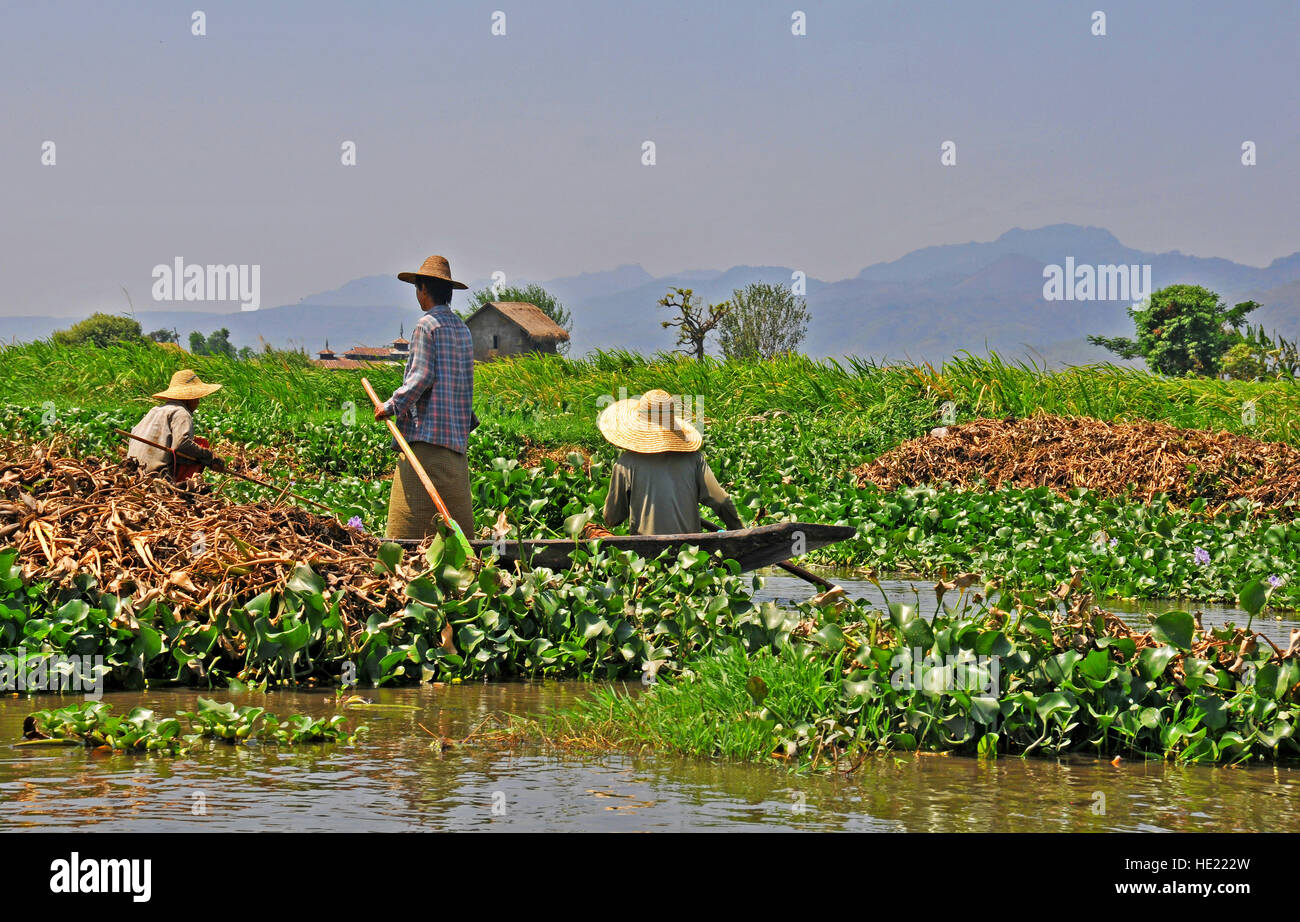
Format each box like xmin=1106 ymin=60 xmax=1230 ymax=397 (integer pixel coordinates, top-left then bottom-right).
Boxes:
xmin=152 ymin=369 xmax=222 ymax=401
xmin=597 ymin=389 xmax=702 ymax=453
xmin=397 ymin=254 xmax=469 ymax=290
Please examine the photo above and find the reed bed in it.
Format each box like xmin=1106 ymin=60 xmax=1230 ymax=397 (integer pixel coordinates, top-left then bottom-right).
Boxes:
xmin=477 ymin=350 xmax=1300 ymax=444
xmin=0 ymin=340 xmax=403 ymax=419
xmin=4 ymin=340 xmax=1296 ymax=443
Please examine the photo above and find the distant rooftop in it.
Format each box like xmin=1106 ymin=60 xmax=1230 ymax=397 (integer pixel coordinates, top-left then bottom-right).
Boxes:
xmin=471 ymin=301 xmax=570 ymax=342
xmin=344 ymin=345 xmax=397 ymax=358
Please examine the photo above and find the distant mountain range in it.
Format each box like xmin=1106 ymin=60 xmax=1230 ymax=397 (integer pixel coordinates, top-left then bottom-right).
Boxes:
xmin=4 ymin=225 xmax=1298 ymax=367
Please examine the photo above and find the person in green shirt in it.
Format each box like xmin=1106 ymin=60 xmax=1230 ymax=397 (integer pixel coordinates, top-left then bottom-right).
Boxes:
xmin=598 ymin=389 xmax=744 ymax=535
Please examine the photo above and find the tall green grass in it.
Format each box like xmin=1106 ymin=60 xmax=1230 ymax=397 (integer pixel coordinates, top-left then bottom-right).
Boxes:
xmin=0 ymin=340 xmax=404 ymax=420
xmin=542 ymin=645 xmax=842 ymax=763
xmin=478 ymin=349 xmax=1300 ymax=443
xmin=3 ymin=340 xmax=1297 ymax=443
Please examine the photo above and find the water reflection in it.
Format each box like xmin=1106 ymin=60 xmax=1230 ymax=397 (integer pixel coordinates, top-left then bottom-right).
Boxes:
xmin=755 ymin=571 xmax=1298 ymax=644
xmin=1 ymin=684 xmax=1295 ymax=832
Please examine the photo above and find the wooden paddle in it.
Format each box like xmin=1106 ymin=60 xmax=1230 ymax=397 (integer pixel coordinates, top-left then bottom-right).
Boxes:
xmin=361 ymin=377 xmax=475 ymax=560
xmin=116 ymin=428 xmax=333 ymax=513
xmin=700 ymin=517 xmax=838 ymax=592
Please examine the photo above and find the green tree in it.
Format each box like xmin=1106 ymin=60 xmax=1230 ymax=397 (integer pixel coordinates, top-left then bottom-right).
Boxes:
xmin=147 ymin=327 xmax=179 ymax=344
xmin=188 ymin=331 xmax=208 ymax=355
xmin=1221 ymin=324 xmax=1299 ymax=380
xmin=204 ymin=328 xmax=236 ymax=359
xmin=50 ymin=313 xmax=143 ymax=348
xmin=717 ymin=282 xmax=811 ymax=360
xmin=659 ymin=287 xmax=730 ymax=360
xmin=1220 ymin=342 xmax=1268 ymax=381
xmin=1088 ymin=284 xmax=1258 ymax=376
xmin=467 ymin=283 xmax=573 ymax=355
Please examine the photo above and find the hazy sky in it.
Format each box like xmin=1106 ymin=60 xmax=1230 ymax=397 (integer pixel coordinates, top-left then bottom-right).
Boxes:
xmin=2 ymin=0 xmax=1297 ymax=317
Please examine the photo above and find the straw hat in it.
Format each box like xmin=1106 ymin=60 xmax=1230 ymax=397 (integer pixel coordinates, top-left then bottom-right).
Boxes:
xmin=397 ymin=254 xmax=468 ymax=290
xmin=597 ymin=389 xmax=702 ymax=453
xmin=152 ymin=369 xmax=222 ymax=401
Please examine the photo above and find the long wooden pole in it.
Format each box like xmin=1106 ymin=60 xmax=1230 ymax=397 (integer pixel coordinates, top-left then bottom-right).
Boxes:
xmin=360 ymin=377 xmax=475 ymax=559
xmin=115 ymin=428 xmax=334 ymax=513
xmin=700 ymin=517 xmax=838 ymax=592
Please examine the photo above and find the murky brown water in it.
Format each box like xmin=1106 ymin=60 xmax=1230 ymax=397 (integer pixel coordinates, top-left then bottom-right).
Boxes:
xmin=2 ymin=682 xmax=1296 ymax=832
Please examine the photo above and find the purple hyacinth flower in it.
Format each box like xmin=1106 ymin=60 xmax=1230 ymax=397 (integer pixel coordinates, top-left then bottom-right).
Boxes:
xmin=1193 ymin=547 xmax=1211 ymax=566
xmin=347 ymin=516 xmax=365 ymax=532
xmin=1268 ymin=574 xmax=1283 ymax=588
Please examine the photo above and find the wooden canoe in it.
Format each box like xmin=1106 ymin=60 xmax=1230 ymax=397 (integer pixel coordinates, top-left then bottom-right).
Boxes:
xmin=395 ymin=521 xmax=856 ymax=573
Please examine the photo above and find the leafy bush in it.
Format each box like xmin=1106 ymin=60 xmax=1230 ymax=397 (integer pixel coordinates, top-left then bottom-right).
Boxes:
xmin=1222 ymin=325 xmax=1300 ymax=381
xmin=1089 ymin=284 xmax=1259 ymax=376
xmin=50 ymin=313 xmax=143 ymax=348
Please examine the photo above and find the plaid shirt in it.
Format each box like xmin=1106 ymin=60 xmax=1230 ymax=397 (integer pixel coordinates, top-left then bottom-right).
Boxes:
xmin=382 ymin=304 xmax=474 ymax=453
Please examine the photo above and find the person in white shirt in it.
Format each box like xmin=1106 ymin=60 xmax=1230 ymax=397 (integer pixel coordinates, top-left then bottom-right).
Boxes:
xmin=127 ymin=369 xmax=227 ymax=480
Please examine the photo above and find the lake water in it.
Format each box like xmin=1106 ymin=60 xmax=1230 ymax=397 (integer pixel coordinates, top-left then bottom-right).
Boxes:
xmin=2 ymin=568 xmax=1294 ymax=833
xmin=756 ymin=571 xmax=1298 ymax=644
xmin=3 ymin=680 xmax=1296 ymax=833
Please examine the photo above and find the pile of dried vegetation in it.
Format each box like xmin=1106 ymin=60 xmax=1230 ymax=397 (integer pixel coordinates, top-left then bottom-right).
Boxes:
xmin=857 ymin=413 xmax=1300 ymax=512
xmin=0 ymin=440 xmax=394 ymax=626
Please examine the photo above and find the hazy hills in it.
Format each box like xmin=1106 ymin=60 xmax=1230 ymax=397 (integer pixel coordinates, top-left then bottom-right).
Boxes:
xmin=4 ymin=225 xmax=1298 ymax=367
xmin=537 ymin=225 xmax=1300 ymax=363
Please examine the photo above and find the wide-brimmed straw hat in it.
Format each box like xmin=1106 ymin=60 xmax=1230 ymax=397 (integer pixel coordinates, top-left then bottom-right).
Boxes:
xmin=152 ymin=369 xmax=222 ymax=401
xmin=397 ymin=254 xmax=469 ymax=290
xmin=597 ymin=389 xmax=702 ymax=453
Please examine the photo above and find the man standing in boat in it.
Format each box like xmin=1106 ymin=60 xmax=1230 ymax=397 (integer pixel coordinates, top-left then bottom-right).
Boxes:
xmin=127 ymin=369 xmax=227 ymax=480
xmin=374 ymin=254 xmax=476 ymax=540
xmin=598 ymin=389 xmax=744 ymax=535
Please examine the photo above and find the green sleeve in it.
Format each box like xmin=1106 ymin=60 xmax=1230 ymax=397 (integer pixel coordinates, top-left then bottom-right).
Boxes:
xmin=604 ymin=459 xmax=629 ymax=527
xmin=698 ymin=456 xmax=744 ymax=530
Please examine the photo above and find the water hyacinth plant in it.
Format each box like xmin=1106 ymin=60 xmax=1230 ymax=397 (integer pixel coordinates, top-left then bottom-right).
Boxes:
xmin=0 ymin=538 xmax=800 ymax=690
xmin=20 ymin=698 xmax=364 ymax=754
xmin=545 ymin=572 xmax=1300 ymax=766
